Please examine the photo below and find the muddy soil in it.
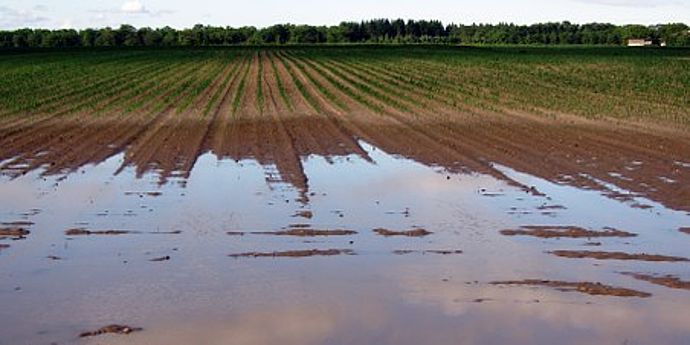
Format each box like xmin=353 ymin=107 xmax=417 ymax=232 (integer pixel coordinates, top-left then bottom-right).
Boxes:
xmin=680 ymin=228 xmax=690 ymax=235
xmin=500 ymin=226 xmax=636 ymax=238
xmin=491 ymin=279 xmax=651 ymax=297
xmin=2 ymin=51 xmax=689 ymax=211
xmin=550 ymin=250 xmax=689 ymax=262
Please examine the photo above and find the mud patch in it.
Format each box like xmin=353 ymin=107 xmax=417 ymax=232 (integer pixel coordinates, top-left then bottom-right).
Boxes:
xmin=550 ymin=250 xmax=689 ymax=262
xmin=252 ymin=229 xmax=357 ymax=237
xmin=491 ymin=279 xmax=651 ymax=297
xmin=292 ymin=210 xmax=313 ymax=219
xmin=65 ymin=228 xmax=133 ymax=236
xmin=79 ymin=325 xmax=143 ymax=338
xmin=622 ymin=273 xmax=690 ymax=290
xmin=393 ymin=250 xmax=463 ymax=255
xmin=1 ymin=221 xmax=34 ymax=226
xmin=680 ymin=228 xmax=690 ymax=235
xmin=500 ymin=226 xmax=636 ymax=239
xmin=0 ymin=244 xmax=9 ymax=250
xmin=229 ymin=249 xmax=355 ymax=258
xmin=374 ymin=228 xmax=432 ymax=237
xmin=0 ymin=227 xmax=30 ymax=238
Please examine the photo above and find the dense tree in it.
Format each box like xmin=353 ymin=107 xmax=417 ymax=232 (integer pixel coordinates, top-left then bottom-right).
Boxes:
xmin=0 ymin=20 xmax=688 ymax=49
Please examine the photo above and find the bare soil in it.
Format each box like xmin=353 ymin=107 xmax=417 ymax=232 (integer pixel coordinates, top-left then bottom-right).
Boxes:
xmin=491 ymin=279 xmax=651 ymax=297
xmin=500 ymin=226 xmax=636 ymax=238
xmin=550 ymin=250 xmax=689 ymax=262
xmin=1 ymin=52 xmax=690 ymax=212
xmin=680 ymin=228 xmax=690 ymax=235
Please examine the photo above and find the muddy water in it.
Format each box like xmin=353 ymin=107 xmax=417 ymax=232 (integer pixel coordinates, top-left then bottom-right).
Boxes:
xmin=1 ymin=141 xmax=689 ymax=345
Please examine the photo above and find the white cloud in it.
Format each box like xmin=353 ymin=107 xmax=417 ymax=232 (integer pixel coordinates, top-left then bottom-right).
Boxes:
xmin=573 ymin=0 xmax=682 ymax=8
xmin=121 ymin=0 xmax=147 ymax=14
xmin=0 ymin=6 xmax=49 ymax=28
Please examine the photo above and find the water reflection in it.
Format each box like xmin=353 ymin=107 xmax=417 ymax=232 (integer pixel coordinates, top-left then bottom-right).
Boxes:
xmin=0 ymin=128 xmax=689 ymax=344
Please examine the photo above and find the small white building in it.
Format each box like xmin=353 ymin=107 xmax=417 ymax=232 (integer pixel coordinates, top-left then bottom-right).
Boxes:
xmin=627 ymin=38 xmax=654 ymax=47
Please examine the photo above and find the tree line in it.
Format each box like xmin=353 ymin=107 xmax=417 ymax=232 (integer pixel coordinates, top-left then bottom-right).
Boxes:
xmin=1 ymin=20 xmax=689 ymax=48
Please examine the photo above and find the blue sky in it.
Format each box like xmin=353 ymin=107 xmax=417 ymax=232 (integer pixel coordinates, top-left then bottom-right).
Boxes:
xmin=0 ymin=0 xmax=688 ymax=30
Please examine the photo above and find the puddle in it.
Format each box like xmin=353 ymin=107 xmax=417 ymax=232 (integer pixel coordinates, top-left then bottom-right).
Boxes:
xmin=1 ymin=140 xmax=690 ymax=345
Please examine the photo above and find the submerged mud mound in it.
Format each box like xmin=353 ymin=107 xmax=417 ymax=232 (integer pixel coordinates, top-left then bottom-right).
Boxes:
xmin=252 ymin=229 xmax=358 ymax=236
xmin=374 ymin=228 xmax=432 ymax=237
xmin=65 ymin=228 xmax=133 ymax=236
xmin=550 ymin=250 xmax=690 ymax=262
xmin=0 ymin=227 xmax=30 ymax=238
xmin=500 ymin=226 xmax=637 ymax=239
xmin=393 ymin=249 xmax=463 ymax=255
xmin=622 ymin=273 xmax=690 ymax=290
xmin=228 ymin=249 xmax=355 ymax=258
xmin=79 ymin=325 xmax=142 ymax=338
xmin=491 ymin=279 xmax=651 ymax=297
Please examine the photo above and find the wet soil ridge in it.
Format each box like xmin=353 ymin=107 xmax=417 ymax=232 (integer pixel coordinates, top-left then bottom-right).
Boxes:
xmin=500 ymin=226 xmax=637 ymax=239
xmin=228 ymin=249 xmax=355 ymax=258
xmin=79 ymin=325 xmax=143 ymax=338
xmin=680 ymin=227 xmax=690 ymax=235
xmin=1 ymin=49 xmax=689 ymax=212
xmin=550 ymin=250 xmax=690 ymax=262
xmin=373 ymin=228 xmax=433 ymax=237
xmin=65 ymin=228 xmax=133 ymax=236
xmin=393 ymin=249 xmax=463 ymax=255
xmin=490 ymin=279 xmax=651 ymax=298
xmin=621 ymin=272 xmax=690 ymax=290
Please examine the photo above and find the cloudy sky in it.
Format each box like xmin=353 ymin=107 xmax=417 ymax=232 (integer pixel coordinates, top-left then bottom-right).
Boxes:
xmin=1 ymin=0 xmax=688 ymax=30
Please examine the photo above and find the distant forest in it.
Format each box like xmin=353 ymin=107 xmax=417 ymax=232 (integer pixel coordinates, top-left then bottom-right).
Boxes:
xmin=1 ymin=20 xmax=689 ymax=48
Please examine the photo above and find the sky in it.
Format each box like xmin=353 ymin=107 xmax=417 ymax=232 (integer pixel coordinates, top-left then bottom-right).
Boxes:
xmin=0 ymin=0 xmax=688 ymax=30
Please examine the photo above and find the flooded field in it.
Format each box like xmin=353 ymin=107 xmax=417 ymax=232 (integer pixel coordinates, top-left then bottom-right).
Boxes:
xmin=1 ymin=122 xmax=690 ymax=345
xmin=1 ymin=47 xmax=689 ymax=344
